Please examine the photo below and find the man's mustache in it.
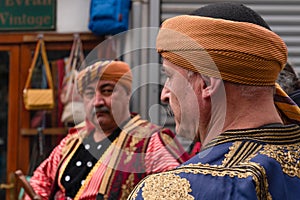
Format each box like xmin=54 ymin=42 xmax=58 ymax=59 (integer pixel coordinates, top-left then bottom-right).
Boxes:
xmin=166 ymin=105 xmax=174 ymax=117
xmin=92 ymin=106 xmax=110 ymax=115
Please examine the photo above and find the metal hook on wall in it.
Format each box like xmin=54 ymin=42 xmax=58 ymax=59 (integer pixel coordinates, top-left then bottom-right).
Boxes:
xmin=37 ymin=33 xmax=44 ymax=40
xmin=73 ymin=33 xmax=80 ymax=39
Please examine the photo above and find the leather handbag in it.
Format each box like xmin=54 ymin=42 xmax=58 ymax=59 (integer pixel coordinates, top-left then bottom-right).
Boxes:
xmin=23 ymin=39 xmax=55 ymax=110
xmin=60 ymin=34 xmax=86 ymax=124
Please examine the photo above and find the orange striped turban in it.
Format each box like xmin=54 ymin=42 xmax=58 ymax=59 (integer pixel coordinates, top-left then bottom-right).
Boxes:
xmin=156 ymin=15 xmax=287 ymax=86
xmin=157 ymin=15 xmax=300 ymax=124
xmin=77 ymin=60 xmax=132 ymax=94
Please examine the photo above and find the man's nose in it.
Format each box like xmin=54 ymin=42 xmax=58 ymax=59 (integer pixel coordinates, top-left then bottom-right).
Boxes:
xmin=93 ymin=92 xmax=105 ymax=106
xmin=160 ymin=85 xmax=170 ymax=104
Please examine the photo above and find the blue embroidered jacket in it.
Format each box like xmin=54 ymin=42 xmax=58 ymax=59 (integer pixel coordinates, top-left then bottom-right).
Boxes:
xmin=128 ymin=124 xmax=300 ymax=200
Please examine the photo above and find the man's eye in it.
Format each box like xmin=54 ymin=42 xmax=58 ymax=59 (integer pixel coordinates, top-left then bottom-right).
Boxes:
xmin=84 ymin=91 xmax=95 ymax=98
xmin=101 ymin=89 xmax=113 ymax=96
xmin=164 ymin=72 xmax=172 ymax=80
xmin=162 ymin=69 xmax=172 ymax=79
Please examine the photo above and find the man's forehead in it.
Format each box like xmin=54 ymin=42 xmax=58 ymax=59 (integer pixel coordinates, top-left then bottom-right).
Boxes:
xmin=162 ymin=59 xmax=175 ymax=69
xmin=86 ymin=80 xmax=116 ymax=89
xmin=98 ymin=80 xmax=116 ymax=86
xmin=162 ymin=59 xmax=189 ymax=75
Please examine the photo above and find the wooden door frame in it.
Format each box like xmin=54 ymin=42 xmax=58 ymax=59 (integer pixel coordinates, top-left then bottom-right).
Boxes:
xmin=0 ymin=33 xmax=104 ymax=199
xmin=0 ymin=45 xmax=20 ymax=199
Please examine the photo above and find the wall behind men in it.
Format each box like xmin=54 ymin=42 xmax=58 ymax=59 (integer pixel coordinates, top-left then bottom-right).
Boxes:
xmin=56 ymin=0 xmax=91 ymax=33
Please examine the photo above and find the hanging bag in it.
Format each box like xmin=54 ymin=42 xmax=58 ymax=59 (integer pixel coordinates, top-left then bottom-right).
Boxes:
xmin=60 ymin=34 xmax=86 ymax=124
xmin=23 ymin=39 xmax=55 ymax=110
xmin=88 ymin=0 xmax=131 ymax=35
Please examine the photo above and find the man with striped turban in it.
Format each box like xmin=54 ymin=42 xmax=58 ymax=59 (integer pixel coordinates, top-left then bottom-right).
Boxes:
xmin=26 ymin=60 xmax=189 ymax=200
xmin=128 ymin=2 xmax=300 ymax=200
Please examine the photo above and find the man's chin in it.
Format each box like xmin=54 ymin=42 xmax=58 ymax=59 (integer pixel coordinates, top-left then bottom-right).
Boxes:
xmin=91 ymin=116 xmax=105 ymax=127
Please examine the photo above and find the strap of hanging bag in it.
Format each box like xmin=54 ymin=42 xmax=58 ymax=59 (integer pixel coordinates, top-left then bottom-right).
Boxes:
xmin=62 ymin=35 xmax=85 ymax=103
xmin=24 ymin=39 xmax=54 ymax=90
xmin=24 ymin=39 xmax=41 ymax=90
xmin=77 ymin=35 xmax=85 ymax=69
xmin=40 ymin=39 xmax=54 ymax=90
xmin=64 ymin=35 xmax=78 ymax=76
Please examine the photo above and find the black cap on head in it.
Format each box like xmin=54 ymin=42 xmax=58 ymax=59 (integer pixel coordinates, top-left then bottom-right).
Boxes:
xmin=189 ymin=2 xmax=271 ymax=30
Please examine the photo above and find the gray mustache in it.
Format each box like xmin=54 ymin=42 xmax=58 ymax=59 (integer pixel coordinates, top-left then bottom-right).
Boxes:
xmin=92 ymin=106 xmax=110 ymax=115
xmin=166 ymin=105 xmax=174 ymax=117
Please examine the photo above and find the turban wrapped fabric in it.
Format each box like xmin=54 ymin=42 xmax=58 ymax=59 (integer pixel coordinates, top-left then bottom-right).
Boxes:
xmin=156 ymin=15 xmax=287 ymax=86
xmin=157 ymin=15 xmax=300 ymax=124
xmin=77 ymin=60 xmax=132 ymax=95
xmin=275 ymin=83 xmax=300 ymax=124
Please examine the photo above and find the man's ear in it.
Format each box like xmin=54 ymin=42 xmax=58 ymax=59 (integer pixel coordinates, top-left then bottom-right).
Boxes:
xmin=197 ymin=76 xmax=222 ymax=99
xmin=204 ymin=77 xmax=224 ymax=97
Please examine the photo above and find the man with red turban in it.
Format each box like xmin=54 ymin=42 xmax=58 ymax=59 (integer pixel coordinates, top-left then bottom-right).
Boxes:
xmin=25 ymin=60 xmax=189 ymax=200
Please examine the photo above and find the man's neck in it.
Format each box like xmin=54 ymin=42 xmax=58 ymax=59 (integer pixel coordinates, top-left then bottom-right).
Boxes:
xmin=93 ymin=127 xmax=116 ymax=142
xmin=93 ymin=112 xmax=131 ymax=142
xmin=223 ymin=98 xmax=283 ymax=131
xmin=201 ymin=89 xmax=283 ymax=147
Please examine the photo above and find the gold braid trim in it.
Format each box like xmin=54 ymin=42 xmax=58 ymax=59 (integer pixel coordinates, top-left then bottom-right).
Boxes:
xmin=222 ymin=141 xmax=271 ymax=199
xmin=222 ymin=141 xmax=262 ymax=167
xmin=203 ymin=125 xmax=300 ymax=150
xmin=58 ymin=138 xmax=82 ymax=192
xmin=240 ymin=162 xmax=272 ymax=200
xmin=58 ymin=128 xmax=86 ymax=192
xmin=61 ymin=122 xmax=87 ymax=156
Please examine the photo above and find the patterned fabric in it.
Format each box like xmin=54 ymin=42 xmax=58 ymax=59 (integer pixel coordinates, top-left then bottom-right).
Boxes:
xmin=77 ymin=60 xmax=133 ymax=95
xmin=128 ymin=124 xmax=300 ymax=200
xmin=274 ymin=83 xmax=300 ymax=124
xmin=25 ymin=115 xmax=189 ymax=200
xmin=290 ymin=89 xmax=300 ymax=107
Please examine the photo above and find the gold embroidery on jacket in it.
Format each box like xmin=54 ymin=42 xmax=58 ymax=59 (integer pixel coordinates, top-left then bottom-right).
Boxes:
xmin=129 ymin=125 xmax=300 ymax=200
xmin=260 ymin=143 xmax=300 ymax=178
xmin=177 ymin=141 xmax=272 ymax=200
xmin=129 ymin=141 xmax=272 ymax=200
xmin=141 ymin=173 xmax=194 ymax=200
xmin=120 ymin=173 xmax=135 ymax=200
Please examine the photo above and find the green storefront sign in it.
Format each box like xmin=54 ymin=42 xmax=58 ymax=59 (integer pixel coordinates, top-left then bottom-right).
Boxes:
xmin=0 ymin=0 xmax=56 ymax=31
